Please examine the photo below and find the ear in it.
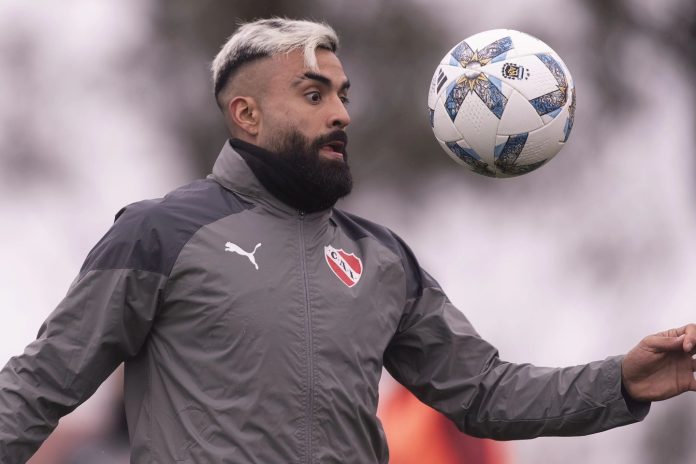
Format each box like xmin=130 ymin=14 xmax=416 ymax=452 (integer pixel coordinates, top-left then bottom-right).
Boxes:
xmin=227 ymin=96 xmax=260 ymax=136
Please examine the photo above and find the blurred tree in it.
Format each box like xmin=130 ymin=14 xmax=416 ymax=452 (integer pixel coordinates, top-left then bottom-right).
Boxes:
xmin=147 ymin=0 xmax=454 ymax=185
xmin=0 ymin=25 xmax=70 ymax=188
xmin=582 ymin=0 xmax=696 ymax=156
xmin=143 ymin=0 xmax=695 ymax=196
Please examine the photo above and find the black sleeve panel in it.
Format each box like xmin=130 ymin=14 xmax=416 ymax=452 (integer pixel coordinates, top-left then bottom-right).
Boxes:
xmin=80 ymin=179 xmax=252 ymax=277
xmin=0 ymin=179 xmax=252 ymax=462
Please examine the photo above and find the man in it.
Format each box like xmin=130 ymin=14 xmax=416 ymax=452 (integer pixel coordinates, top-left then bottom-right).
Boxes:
xmin=0 ymin=17 xmax=694 ymax=464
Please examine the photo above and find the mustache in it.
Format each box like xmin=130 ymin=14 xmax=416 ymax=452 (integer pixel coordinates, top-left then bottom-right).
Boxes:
xmin=313 ymin=130 xmax=348 ymax=153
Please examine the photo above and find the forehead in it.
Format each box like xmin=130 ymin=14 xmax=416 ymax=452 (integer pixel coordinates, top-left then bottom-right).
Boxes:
xmin=266 ymin=48 xmax=348 ymax=88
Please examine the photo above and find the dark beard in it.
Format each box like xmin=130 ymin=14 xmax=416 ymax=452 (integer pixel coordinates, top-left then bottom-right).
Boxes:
xmin=230 ymin=130 xmax=353 ymax=213
xmin=268 ymin=127 xmax=353 ymax=203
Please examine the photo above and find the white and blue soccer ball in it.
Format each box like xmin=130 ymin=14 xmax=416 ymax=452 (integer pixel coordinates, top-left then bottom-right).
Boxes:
xmin=428 ymin=29 xmax=576 ymax=178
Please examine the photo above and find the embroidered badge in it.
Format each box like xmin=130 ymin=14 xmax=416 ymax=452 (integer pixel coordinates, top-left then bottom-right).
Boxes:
xmin=324 ymin=245 xmax=362 ymax=288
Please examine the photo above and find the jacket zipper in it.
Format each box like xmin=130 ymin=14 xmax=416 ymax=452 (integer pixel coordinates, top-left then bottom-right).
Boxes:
xmin=298 ymin=210 xmax=314 ymax=464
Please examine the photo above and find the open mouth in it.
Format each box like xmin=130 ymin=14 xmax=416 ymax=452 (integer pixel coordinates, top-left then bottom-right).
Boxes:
xmin=319 ymin=141 xmax=346 ymax=161
xmin=316 ymin=131 xmax=348 ymax=161
xmin=323 ymin=141 xmax=345 ymax=153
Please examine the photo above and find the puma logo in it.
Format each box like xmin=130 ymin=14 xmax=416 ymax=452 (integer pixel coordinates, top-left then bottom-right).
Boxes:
xmin=224 ymin=242 xmax=262 ymax=270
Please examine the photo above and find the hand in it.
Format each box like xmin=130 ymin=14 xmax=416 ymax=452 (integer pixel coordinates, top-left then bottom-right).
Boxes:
xmin=622 ymin=324 xmax=696 ymax=402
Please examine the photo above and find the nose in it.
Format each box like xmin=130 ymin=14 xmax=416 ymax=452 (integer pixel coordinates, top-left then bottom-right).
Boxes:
xmin=329 ymin=96 xmax=351 ymax=129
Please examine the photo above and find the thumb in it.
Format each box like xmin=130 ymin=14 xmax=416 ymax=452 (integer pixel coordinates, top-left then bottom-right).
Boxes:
xmin=644 ymin=333 xmax=686 ymax=351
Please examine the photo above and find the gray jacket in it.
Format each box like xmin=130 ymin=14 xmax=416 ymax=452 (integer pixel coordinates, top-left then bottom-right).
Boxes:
xmin=0 ymin=141 xmax=648 ymax=463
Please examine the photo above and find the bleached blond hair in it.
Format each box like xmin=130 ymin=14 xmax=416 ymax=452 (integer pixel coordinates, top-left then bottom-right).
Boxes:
xmin=211 ymin=18 xmax=339 ymax=101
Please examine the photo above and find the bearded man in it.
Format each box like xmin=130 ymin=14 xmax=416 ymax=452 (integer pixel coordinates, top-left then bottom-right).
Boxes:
xmin=0 ymin=18 xmax=695 ymax=464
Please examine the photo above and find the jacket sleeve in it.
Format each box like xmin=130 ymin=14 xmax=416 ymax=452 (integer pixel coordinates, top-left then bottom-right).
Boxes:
xmin=0 ymin=203 xmax=168 ymax=462
xmin=383 ymin=237 xmax=650 ymax=440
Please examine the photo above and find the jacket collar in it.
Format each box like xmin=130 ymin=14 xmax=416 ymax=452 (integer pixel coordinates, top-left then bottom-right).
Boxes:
xmin=208 ymin=140 xmax=334 ymax=220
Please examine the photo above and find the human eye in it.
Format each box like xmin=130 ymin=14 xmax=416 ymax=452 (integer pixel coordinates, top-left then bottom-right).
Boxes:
xmin=304 ymin=91 xmax=322 ymax=104
xmin=340 ymin=95 xmax=350 ymax=105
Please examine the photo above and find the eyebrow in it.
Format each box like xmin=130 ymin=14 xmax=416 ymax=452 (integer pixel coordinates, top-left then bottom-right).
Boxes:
xmin=293 ymin=71 xmax=351 ymax=92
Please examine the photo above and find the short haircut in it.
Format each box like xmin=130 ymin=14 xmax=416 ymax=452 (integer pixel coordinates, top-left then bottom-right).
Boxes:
xmin=211 ymin=18 xmax=340 ymax=101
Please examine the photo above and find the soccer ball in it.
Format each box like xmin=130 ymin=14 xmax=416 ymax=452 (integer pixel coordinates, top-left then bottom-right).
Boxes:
xmin=428 ymin=29 xmax=576 ymax=178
